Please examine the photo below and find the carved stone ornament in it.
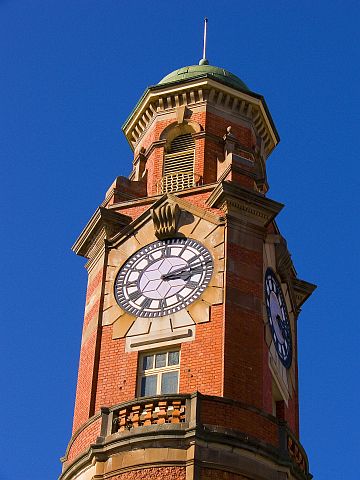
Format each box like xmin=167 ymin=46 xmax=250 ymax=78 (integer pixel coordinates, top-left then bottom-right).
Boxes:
xmin=151 ymin=203 xmax=180 ymax=239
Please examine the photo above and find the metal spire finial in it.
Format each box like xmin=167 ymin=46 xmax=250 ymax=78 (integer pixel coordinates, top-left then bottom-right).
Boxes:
xmin=199 ymin=17 xmax=209 ymax=65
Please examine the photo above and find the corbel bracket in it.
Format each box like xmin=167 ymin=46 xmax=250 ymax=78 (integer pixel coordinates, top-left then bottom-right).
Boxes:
xmin=151 ymin=203 xmax=180 ymax=239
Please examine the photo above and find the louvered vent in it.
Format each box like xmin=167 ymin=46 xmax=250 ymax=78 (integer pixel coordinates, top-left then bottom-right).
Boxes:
xmin=160 ymin=134 xmax=195 ymax=193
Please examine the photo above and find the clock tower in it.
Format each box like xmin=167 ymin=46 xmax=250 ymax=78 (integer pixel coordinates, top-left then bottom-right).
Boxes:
xmin=60 ymin=61 xmax=316 ymax=480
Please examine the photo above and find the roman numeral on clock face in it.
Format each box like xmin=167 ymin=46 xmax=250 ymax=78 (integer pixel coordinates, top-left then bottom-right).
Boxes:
xmin=190 ymin=266 xmax=204 ymax=276
xmin=161 ymin=244 xmax=172 ymax=257
xmin=139 ymin=297 xmax=152 ymax=310
xmin=158 ymin=298 xmax=167 ymax=314
xmin=128 ymin=290 xmax=142 ymax=301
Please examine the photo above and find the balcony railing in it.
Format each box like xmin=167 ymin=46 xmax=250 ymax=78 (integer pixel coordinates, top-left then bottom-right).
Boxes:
xmin=62 ymin=394 xmax=311 ymax=480
xmin=157 ymin=172 xmax=202 ymax=194
xmin=287 ymin=432 xmax=307 ymax=474
xmin=111 ymin=396 xmax=187 ymax=433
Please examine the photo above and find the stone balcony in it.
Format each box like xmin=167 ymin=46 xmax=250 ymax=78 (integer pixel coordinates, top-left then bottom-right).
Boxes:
xmin=60 ymin=393 xmax=311 ymax=480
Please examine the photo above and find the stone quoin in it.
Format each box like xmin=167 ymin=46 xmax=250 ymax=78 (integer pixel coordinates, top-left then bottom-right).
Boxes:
xmin=60 ymin=60 xmax=316 ymax=480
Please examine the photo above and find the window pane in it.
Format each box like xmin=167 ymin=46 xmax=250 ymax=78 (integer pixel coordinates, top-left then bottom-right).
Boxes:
xmin=155 ymin=353 xmax=166 ymax=368
xmin=168 ymin=351 xmax=179 ymax=366
xmin=161 ymin=371 xmax=179 ymax=394
xmin=140 ymin=375 xmax=157 ymax=397
xmin=142 ymin=355 xmax=154 ymax=371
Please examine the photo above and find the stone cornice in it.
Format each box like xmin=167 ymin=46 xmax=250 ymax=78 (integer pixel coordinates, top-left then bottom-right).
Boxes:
xmin=72 ymin=207 xmax=131 ymax=259
xmin=291 ymin=277 xmax=317 ymax=311
xmin=207 ymin=181 xmax=283 ymax=228
xmin=272 ymin=235 xmax=316 ymax=314
xmin=122 ymin=77 xmax=279 ymax=157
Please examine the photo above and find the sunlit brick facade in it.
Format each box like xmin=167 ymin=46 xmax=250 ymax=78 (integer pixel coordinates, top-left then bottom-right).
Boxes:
xmin=60 ymin=63 xmax=315 ymax=480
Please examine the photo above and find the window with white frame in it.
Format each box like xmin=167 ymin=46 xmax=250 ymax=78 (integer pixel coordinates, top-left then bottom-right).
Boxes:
xmin=138 ymin=349 xmax=180 ymax=397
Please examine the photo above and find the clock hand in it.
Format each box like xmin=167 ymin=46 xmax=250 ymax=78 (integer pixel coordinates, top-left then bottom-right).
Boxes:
xmin=161 ymin=264 xmax=192 ymax=278
xmin=162 ymin=270 xmax=192 ymax=281
xmin=161 ymin=268 xmax=189 ymax=280
xmin=161 ymin=260 xmax=208 ymax=280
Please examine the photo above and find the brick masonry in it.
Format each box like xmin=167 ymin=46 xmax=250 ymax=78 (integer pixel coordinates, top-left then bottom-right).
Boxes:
xmin=94 ymin=326 xmax=138 ymax=411
xmin=66 ymin=416 xmax=101 ymax=465
xmin=200 ymin=397 xmax=279 ymax=447
xmin=200 ymin=468 xmax=249 ymax=480
xmin=108 ymin=467 xmax=186 ymax=480
xmin=64 ymin=77 xmax=307 ymax=478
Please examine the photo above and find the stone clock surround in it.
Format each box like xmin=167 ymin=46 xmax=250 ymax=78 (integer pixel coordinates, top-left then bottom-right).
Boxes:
xmin=102 ymin=194 xmax=225 ymax=353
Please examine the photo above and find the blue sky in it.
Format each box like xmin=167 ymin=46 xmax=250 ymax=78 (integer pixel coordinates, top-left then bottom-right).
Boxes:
xmin=1 ymin=1 xmax=359 ymax=479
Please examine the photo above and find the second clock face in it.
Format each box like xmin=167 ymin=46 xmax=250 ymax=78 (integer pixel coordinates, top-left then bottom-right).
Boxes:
xmin=114 ymin=238 xmax=213 ymax=318
xmin=264 ymin=268 xmax=292 ymax=369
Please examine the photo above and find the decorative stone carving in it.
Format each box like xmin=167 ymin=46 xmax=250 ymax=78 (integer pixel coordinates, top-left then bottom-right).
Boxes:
xmin=160 ymin=119 xmax=202 ymax=152
xmin=101 ymin=196 xmax=225 ymax=350
xmin=151 ymin=203 xmax=180 ymax=239
xmin=223 ymin=125 xmax=238 ymax=158
xmin=176 ymin=105 xmax=186 ymax=124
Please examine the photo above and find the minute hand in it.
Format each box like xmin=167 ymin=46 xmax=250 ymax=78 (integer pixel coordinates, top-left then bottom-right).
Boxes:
xmin=161 ymin=261 xmax=208 ymax=279
xmin=164 ymin=271 xmax=193 ymax=281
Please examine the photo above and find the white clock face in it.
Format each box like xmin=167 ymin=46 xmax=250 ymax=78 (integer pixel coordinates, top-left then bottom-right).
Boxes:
xmin=264 ymin=268 xmax=292 ymax=369
xmin=114 ymin=238 xmax=213 ymax=318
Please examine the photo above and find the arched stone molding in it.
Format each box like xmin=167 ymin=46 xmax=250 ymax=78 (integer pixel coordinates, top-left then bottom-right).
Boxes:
xmin=160 ymin=120 xmax=202 ymax=153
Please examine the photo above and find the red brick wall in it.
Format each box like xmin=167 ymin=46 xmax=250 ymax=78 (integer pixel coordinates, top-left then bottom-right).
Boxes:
xmin=226 ymin=170 xmax=254 ymax=190
xmin=108 ymin=467 xmax=186 ymax=480
xmin=66 ymin=416 xmax=101 ymax=464
xmin=72 ymin=331 xmax=98 ymax=432
xmin=200 ymin=397 xmax=279 ymax=447
xmin=203 ymin=136 xmax=219 ymax=185
xmin=206 ymin=111 xmax=253 ymax=148
xmin=72 ymin=266 xmax=104 ymax=432
xmin=181 ymin=190 xmax=223 ymax=215
xmin=223 ymin=234 xmax=264 ymax=408
xmin=262 ymin=339 xmax=273 ymax=415
xmin=94 ymin=326 xmax=138 ymax=411
xmin=290 ymin=321 xmax=300 ymax=436
xmin=147 ymin=145 xmax=164 ymax=196
xmin=200 ymin=468 xmax=249 ymax=480
xmin=285 ymin=371 xmax=299 ymax=435
xmin=180 ymin=304 xmax=224 ymax=396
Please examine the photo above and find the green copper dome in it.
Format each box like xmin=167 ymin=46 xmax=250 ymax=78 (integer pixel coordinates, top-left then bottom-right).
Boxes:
xmin=159 ymin=64 xmax=249 ymax=92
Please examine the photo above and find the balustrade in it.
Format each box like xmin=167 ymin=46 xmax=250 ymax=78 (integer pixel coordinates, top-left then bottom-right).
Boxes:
xmin=288 ymin=434 xmax=307 ymax=473
xmin=64 ymin=394 xmax=311 ymax=480
xmin=111 ymin=396 xmax=187 ymax=433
